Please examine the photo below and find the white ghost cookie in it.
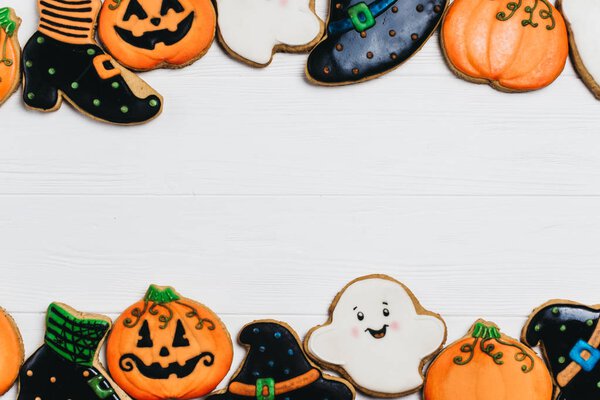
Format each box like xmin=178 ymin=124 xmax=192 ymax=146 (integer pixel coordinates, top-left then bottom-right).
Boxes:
xmin=305 ymin=274 xmax=447 ymax=398
xmin=558 ymin=0 xmax=600 ymax=99
xmin=215 ymin=0 xmax=323 ymax=67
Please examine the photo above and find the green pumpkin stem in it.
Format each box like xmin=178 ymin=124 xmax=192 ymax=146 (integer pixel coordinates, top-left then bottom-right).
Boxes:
xmin=144 ymin=285 xmax=181 ymax=304
xmin=471 ymin=322 xmax=501 ymax=340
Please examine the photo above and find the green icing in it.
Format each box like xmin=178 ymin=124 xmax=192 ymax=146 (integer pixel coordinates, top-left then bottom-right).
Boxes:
xmin=87 ymin=375 xmax=116 ymax=399
xmin=0 ymin=8 xmax=16 ymax=36
xmin=144 ymin=285 xmax=181 ymax=303
xmin=256 ymin=378 xmax=275 ymax=400
xmin=496 ymin=0 xmax=556 ymax=30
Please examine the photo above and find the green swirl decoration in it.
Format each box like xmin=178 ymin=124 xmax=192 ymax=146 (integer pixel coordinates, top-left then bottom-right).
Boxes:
xmin=108 ymin=0 xmax=122 ymax=10
xmin=496 ymin=0 xmax=556 ymax=30
xmin=453 ymin=322 xmax=534 ymax=373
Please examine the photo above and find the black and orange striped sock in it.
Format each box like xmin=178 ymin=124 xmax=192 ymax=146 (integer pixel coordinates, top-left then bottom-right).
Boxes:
xmin=37 ymin=0 xmax=99 ymax=44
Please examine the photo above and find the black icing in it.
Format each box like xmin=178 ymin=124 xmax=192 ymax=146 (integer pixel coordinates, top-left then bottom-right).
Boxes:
xmin=18 ymin=345 xmax=122 ymax=400
xmin=22 ymin=33 xmax=162 ymax=124
xmin=307 ymin=0 xmax=446 ymax=84
xmin=114 ymin=12 xmax=194 ymax=50
xmin=118 ymin=351 xmax=215 ymax=379
xmin=523 ymin=303 xmax=600 ymax=400
xmin=206 ymin=321 xmax=354 ymax=400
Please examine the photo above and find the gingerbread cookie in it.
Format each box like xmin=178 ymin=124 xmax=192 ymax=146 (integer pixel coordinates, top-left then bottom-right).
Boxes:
xmin=0 ymin=306 xmax=23 ymax=395
xmin=98 ymin=0 xmax=216 ymax=70
xmin=424 ymin=320 xmax=553 ymax=400
xmin=0 ymin=8 xmax=20 ymax=106
xmin=441 ymin=0 xmax=569 ymax=92
xmin=18 ymin=303 xmax=130 ymax=400
xmin=305 ymin=274 xmax=446 ymax=397
xmin=523 ymin=300 xmax=600 ymax=400
xmin=22 ymin=0 xmax=162 ymax=124
xmin=106 ymin=285 xmax=233 ymax=400
xmin=207 ymin=320 xmax=355 ymax=400
xmin=215 ymin=0 xmax=323 ymax=67
xmin=558 ymin=0 xmax=600 ymax=99
xmin=306 ymin=0 xmax=446 ymax=85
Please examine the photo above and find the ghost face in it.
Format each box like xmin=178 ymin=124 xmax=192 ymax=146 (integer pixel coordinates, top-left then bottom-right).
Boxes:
xmin=307 ymin=277 xmax=446 ymax=395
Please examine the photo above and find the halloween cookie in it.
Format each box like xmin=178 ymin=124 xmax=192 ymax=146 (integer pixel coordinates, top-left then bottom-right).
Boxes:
xmin=17 ymin=303 xmax=130 ymax=400
xmin=304 ymin=274 xmax=446 ymax=397
xmin=441 ymin=0 xmax=569 ymax=92
xmin=306 ymin=0 xmax=446 ymax=85
xmin=215 ymin=0 xmax=323 ymax=67
xmin=106 ymin=284 xmax=233 ymax=400
xmin=0 ymin=8 xmax=20 ymax=106
xmin=523 ymin=300 xmax=600 ymax=400
xmin=206 ymin=320 xmax=355 ymax=400
xmin=22 ymin=0 xmax=162 ymax=124
xmin=424 ymin=320 xmax=553 ymax=400
xmin=0 ymin=306 xmax=23 ymax=395
xmin=558 ymin=0 xmax=600 ymax=99
xmin=98 ymin=0 xmax=216 ymax=70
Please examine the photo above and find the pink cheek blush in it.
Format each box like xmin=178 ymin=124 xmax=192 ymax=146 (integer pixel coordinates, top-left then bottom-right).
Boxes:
xmin=279 ymin=0 xmax=288 ymax=6
xmin=390 ymin=321 xmax=400 ymax=331
xmin=351 ymin=326 xmax=360 ymax=338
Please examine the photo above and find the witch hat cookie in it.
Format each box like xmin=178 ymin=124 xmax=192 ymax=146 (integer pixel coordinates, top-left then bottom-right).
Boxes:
xmin=306 ymin=0 xmax=446 ymax=85
xmin=22 ymin=0 xmax=162 ymax=124
xmin=523 ymin=301 xmax=600 ymax=400
xmin=207 ymin=320 xmax=355 ymax=400
xmin=18 ymin=303 xmax=130 ymax=400
xmin=0 ymin=8 xmax=21 ymax=106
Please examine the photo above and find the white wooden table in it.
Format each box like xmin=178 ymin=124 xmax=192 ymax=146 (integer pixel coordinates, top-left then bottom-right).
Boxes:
xmin=0 ymin=0 xmax=599 ymax=399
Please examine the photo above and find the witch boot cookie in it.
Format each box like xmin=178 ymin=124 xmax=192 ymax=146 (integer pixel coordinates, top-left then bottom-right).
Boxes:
xmin=22 ymin=0 xmax=162 ymax=124
xmin=18 ymin=303 xmax=130 ymax=400
xmin=306 ymin=0 xmax=446 ymax=85
xmin=207 ymin=320 xmax=355 ymax=400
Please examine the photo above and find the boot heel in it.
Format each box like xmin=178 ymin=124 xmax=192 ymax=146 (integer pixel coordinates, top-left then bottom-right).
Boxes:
xmin=22 ymin=76 xmax=59 ymax=111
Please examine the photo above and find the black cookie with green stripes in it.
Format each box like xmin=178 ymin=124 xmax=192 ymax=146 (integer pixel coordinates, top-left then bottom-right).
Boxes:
xmin=17 ymin=303 xmax=129 ymax=400
xmin=306 ymin=0 xmax=446 ymax=85
xmin=522 ymin=300 xmax=600 ymax=400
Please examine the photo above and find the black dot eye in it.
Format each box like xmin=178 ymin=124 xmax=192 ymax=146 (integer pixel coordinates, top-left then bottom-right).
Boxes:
xmin=383 ymin=308 xmax=390 ymax=317
xmin=357 ymin=312 xmax=364 ymax=321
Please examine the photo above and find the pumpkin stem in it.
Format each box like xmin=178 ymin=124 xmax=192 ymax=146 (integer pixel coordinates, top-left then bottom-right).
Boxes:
xmin=144 ymin=284 xmax=181 ymax=304
xmin=471 ymin=322 xmax=501 ymax=340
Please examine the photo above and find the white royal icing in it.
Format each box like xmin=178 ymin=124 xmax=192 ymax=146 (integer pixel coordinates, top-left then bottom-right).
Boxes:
xmin=307 ymin=277 xmax=445 ymax=394
xmin=561 ymin=0 xmax=600 ymax=87
xmin=216 ymin=0 xmax=321 ymax=65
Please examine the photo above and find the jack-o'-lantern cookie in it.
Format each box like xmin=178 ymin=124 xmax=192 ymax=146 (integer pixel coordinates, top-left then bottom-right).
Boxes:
xmin=0 ymin=8 xmax=21 ymax=106
xmin=523 ymin=300 xmax=600 ymax=400
xmin=0 ymin=306 xmax=23 ymax=395
xmin=206 ymin=320 xmax=355 ymax=400
xmin=98 ymin=0 xmax=216 ymax=70
xmin=306 ymin=0 xmax=447 ymax=85
xmin=215 ymin=0 xmax=323 ymax=67
xmin=441 ymin=0 xmax=569 ymax=92
xmin=558 ymin=0 xmax=600 ymax=99
xmin=17 ymin=303 xmax=130 ymax=400
xmin=424 ymin=320 xmax=553 ymax=400
xmin=106 ymin=285 xmax=233 ymax=400
xmin=305 ymin=274 xmax=446 ymax=397
xmin=22 ymin=0 xmax=162 ymax=124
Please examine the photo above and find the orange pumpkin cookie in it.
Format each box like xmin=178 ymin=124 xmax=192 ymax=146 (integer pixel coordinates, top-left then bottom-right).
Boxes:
xmin=0 ymin=306 xmax=23 ymax=395
xmin=0 ymin=8 xmax=20 ymax=106
xmin=106 ymin=285 xmax=233 ymax=400
xmin=424 ymin=320 xmax=553 ymax=400
xmin=98 ymin=0 xmax=216 ymax=70
xmin=441 ymin=0 xmax=569 ymax=92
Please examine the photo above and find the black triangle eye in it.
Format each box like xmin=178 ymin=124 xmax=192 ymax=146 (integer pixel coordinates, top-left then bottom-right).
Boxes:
xmin=160 ymin=0 xmax=184 ymax=16
xmin=136 ymin=320 xmax=153 ymax=348
xmin=124 ymin=0 xmax=148 ymax=21
xmin=172 ymin=320 xmax=190 ymax=347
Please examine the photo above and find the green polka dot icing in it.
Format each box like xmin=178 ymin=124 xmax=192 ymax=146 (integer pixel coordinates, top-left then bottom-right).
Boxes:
xmin=552 ymin=307 xmax=560 ymax=315
xmin=111 ymin=82 xmax=119 ymax=89
xmin=71 ymin=82 xmax=79 ymax=90
xmin=587 ymin=319 xmax=594 ymax=327
xmin=25 ymin=60 xmax=32 ymax=68
xmin=48 ymin=68 xmax=56 ymax=75
xmin=27 ymin=92 xmax=35 ymax=100
xmin=93 ymin=99 xmax=101 ymax=107
xmin=120 ymin=106 xmax=128 ymax=113
xmin=535 ymin=324 xmax=542 ymax=332
xmin=36 ymin=36 xmax=44 ymax=44
xmin=559 ymin=356 xmax=566 ymax=364
xmin=560 ymin=325 xmax=567 ymax=332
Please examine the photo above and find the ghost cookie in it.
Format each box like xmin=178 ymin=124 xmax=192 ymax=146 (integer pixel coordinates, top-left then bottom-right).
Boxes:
xmin=206 ymin=320 xmax=355 ymax=400
xmin=215 ymin=0 xmax=324 ymax=67
xmin=18 ymin=303 xmax=130 ymax=400
xmin=304 ymin=274 xmax=446 ymax=397
xmin=0 ymin=306 xmax=23 ymax=395
xmin=106 ymin=285 xmax=233 ymax=400
xmin=98 ymin=0 xmax=216 ymax=70
xmin=522 ymin=300 xmax=600 ymax=400
xmin=0 ymin=8 xmax=21 ymax=107
xmin=306 ymin=0 xmax=446 ymax=85
xmin=558 ymin=0 xmax=600 ymax=99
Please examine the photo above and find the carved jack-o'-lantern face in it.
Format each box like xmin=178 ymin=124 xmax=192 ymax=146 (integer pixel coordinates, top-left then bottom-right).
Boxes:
xmin=98 ymin=0 xmax=216 ymax=70
xmin=106 ymin=285 xmax=233 ymax=400
xmin=0 ymin=7 xmax=20 ymax=106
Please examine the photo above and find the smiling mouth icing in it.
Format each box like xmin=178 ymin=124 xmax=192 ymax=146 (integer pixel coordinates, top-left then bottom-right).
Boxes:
xmin=365 ymin=325 xmax=389 ymax=339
